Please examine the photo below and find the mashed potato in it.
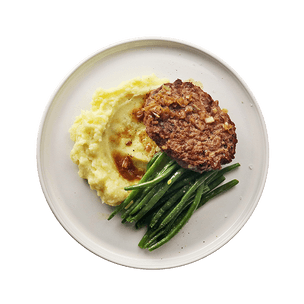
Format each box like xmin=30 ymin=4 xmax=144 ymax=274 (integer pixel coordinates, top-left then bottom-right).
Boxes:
xmin=69 ymin=74 xmax=169 ymax=206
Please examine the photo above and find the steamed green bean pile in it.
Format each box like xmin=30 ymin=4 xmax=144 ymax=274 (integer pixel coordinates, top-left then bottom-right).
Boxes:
xmin=108 ymin=151 xmax=240 ymax=251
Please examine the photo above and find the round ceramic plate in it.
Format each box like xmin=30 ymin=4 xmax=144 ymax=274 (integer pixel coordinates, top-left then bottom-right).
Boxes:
xmin=37 ymin=38 xmax=268 ymax=269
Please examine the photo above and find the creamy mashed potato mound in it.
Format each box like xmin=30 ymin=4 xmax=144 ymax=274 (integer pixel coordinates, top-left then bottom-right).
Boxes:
xmin=69 ymin=74 xmax=169 ymax=206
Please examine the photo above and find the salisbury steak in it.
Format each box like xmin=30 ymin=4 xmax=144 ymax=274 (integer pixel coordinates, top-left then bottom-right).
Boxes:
xmin=143 ymin=79 xmax=237 ymax=173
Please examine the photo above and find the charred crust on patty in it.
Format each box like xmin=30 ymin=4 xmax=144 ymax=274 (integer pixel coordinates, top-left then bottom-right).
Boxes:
xmin=143 ymin=79 xmax=237 ymax=173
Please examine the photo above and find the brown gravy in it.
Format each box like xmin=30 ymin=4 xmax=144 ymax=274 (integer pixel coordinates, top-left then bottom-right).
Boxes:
xmin=112 ymin=151 xmax=145 ymax=181
xmin=132 ymin=106 xmax=144 ymax=122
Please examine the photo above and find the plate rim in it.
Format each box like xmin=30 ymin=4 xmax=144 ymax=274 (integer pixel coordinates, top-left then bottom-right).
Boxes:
xmin=36 ymin=36 xmax=269 ymax=269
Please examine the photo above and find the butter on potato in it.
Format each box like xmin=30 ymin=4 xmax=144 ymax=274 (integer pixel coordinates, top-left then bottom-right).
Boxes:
xmin=69 ymin=74 xmax=169 ymax=206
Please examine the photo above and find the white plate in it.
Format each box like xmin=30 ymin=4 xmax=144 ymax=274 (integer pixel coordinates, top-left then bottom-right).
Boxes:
xmin=37 ymin=37 xmax=269 ymax=269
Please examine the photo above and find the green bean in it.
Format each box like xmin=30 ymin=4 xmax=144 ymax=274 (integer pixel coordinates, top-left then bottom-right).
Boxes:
xmin=169 ymin=177 xmax=235 ymax=225
xmin=135 ymin=211 xmax=154 ymax=229
xmin=161 ymin=184 xmax=209 ymax=229
xmin=143 ymin=223 xmax=174 ymax=249
xmin=207 ymin=175 xmax=225 ymax=192
xmin=147 ymin=182 xmax=206 ymax=251
xmin=147 ymin=180 xmax=239 ymax=251
xmin=166 ymin=171 xmax=217 ymax=221
xmin=124 ymin=158 xmax=176 ymax=198
xmin=149 ymin=184 xmax=192 ymax=228
xmin=165 ymin=176 xmax=222 ymax=223
xmin=122 ymin=187 xmax=162 ymax=223
xmin=198 ymin=179 xmax=239 ymax=208
xmin=134 ymin=191 xmax=177 ymax=229
xmin=139 ymin=226 xmax=162 ymax=248
xmin=107 ymin=152 xmax=170 ymax=220
xmin=141 ymin=178 xmax=235 ymax=249
xmin=124 ymin=161 xmax=178 ymax=219
xmin=209 ymin=163 xmax=240 ymax=184
xmin=164 ymin=172 xmax=199 ymax=196
xmin=156 ymin=169 xmax=211 ymax=207
xmin=127 ymin=173 xmax=182 ymax=223
xmin=124 ymin=162 xmax=179 ymax=191
xmin=127 ymin=183 xmax=163 ymax=218
xmin=120 ymin=188 xmax=148 ymax=220
xmin=138 ymin=221 xmax=172 ymax=248
xmin=129 ymin=168 xmax=187 ymax=221
xmin=138 ymin=215 xmax=177 ymax=248
xmin=109 ymin=155 xmax=240 ymax=251
xmin=159 ymin=170 xmax=217 ymax=228
xmin=128 ymin=168 xmax=187 ymax=223
xmin=146 ymin=151 xmax=161 ymax=171
xmin=217 ymin=162 xmax=240 ymax=175
xmin=138 ymin=230 xmax=151 ymax=248
xmin=129 ymin=158 xmax=175 ymax=198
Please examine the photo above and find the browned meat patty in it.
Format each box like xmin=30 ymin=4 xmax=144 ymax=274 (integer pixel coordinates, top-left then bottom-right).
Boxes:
xmin=143 ymin=79 xmax=237 ymax=173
